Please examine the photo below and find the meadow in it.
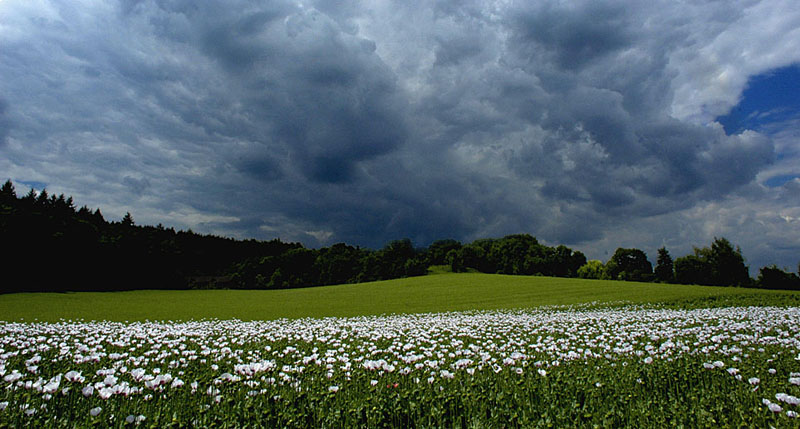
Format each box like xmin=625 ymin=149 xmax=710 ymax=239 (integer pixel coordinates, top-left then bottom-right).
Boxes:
xmin=2 ymin=273 xmax=800 ymax=427
xmin=0 ymin=271 xmax=798 ymax=322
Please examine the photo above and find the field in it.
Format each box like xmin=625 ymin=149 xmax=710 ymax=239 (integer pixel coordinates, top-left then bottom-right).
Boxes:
xmin=1 ymin=272 xmax=798 ymax=322
xmin=2 ymin=274 xmax=800 ymax=427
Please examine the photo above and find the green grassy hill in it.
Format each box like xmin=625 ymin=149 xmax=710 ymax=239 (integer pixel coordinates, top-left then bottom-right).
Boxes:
xmin=2 ymin=271 xmax=797 ymax=322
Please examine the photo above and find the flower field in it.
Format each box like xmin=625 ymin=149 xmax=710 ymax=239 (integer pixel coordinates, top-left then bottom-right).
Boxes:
xmin=2 ymin=305 xmax=800 ymax=427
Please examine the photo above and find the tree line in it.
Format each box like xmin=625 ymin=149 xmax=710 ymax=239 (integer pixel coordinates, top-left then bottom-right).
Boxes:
xmin=1 ymin=179 xmax=797 ymax=293
xmin=0 ymin=180 xmax=432 ymax=293
xmin=576 ymin=239 xmax=800 ymax=290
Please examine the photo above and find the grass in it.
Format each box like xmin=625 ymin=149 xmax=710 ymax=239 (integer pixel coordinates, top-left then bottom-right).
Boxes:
xmin=3 ymin=273 xmax=800 ymax=427
xmin=0 ymin=271 xmax=797 ymax=322
xmin=3 ymin=306 xmax=800 ymax=427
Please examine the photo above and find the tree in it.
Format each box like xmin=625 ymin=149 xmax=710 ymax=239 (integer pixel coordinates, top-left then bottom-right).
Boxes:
xmin=674 ymin=254 xmax=712 ymax=285
xmin=121 ymin=212 xmax=134 ymax=226
xmin=654 ymin=247 xmax=674 ymax=283
xmin=427 ymin=239 xmax=462 ymax=266
xmin=605 ymin=248 xmax=652 ymax=282
xmin=577 ymin=260 xmax=605 ymax=279
xmin=708 ymin=237 xmax=750 ymax=287
xmin=449 ymin=245 xmax=485 ymax=273
xmin=374 ymin=239 xmax=426 ymax=279
xmin=0 ymin=180 xmax=15 ymax=203
xmin=673 ymin=238 xmax=750 ymax=286
xmin=36 ymin=188 xmax=49 ymax=206
xmin=314 ymin=243 xmax=364 ymax=286
xmin=757 ymin=265 xmax=800 ymax=290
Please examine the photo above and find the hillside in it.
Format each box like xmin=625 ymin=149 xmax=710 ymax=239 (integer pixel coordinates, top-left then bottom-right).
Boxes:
xmin=0 ymin=272 xmax=796 ymax=322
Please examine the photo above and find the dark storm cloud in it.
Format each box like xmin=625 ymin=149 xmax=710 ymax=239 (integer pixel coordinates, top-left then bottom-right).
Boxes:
xmin=1 ymin=0 xmax=799 ymax=269
xmin=510 ymin=2 xmax=634 ymax=71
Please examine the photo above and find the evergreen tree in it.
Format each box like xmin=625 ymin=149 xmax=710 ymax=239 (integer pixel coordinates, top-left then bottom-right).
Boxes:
xmin=0 ymin=180 xmax=16 ymax=202
xmin=654 ymin=247 xmax=674 ymax=283
xmin=36 ymin=188 xmax=49 ymax=206
xmin=22 ymin=188 xmax=37 ymax=203
xmin=122 ymin=212 xmax=134 ymax=226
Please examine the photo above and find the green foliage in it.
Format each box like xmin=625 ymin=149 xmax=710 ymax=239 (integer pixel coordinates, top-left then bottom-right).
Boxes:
xmin=605 ymin=248 xmax=653 ymax=282
xmin=449 ymin=234 xmax=585 ymax=278
xmin=0 ymin=180 xmax=301 ymax=293
xmin=757 ymin=265 xmax=800 ymax=290
xmin=674 ymin=238 xmax=750 ymax=287
xmin=578 ymin=260 xmax=606 ymax=279
xmin=0 ymin=180 xmax=433 ymax=294
xmin=675 ymin=254 xmax=712 ymax=285
xmin=709 ymin=237 xmax=751 ymax=287
xmin=426 ymin=239 xmax=462 ymax=265
xmin=654 ymin=247 xmax=674 ymax=283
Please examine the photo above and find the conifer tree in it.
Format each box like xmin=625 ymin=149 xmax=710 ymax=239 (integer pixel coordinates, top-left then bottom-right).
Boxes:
xmin=654 ymin=247 xmax=674 ymax=283
xmin=0 ymin=180 xmax=15 ymax=201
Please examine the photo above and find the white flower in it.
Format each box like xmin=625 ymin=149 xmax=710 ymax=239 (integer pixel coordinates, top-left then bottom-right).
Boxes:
xmin=90 ymin=407 xmax=102 ymax=417
xmin=748 ymin=377 xmax=760 ymax=385
xmin=776 ymin=393 xmax=800 ymax=405
xmin=65 ymin=371 xmax=84 ymax=383
xmin=0 ymin=402 xmax=8 ymax=411
xmin=82 ymin=385 xmax=94 ymax=397
xmin=769 ymin=403 xmax=783 ymax=413
xmin=4 ymin=371 xmax=22 ymax=383
xmin=789 ymin=377 xmax=800 ymax=386
xmin=98 ymin=387 xmax=113 ymax=400
xmin=43 ymin=379 xmax=60 ymax=394
xmin=370 ymin=380 xmax=378 ymax=386
xmin=328 ymin=385 xmax=339 ymax=393
xmin=643 ymin=357 xmax=653 ymax=364
xmin=538 ymin=369 xmax=547 ymax=377
xmin=130 ymin=368 xmax=146 ymax=382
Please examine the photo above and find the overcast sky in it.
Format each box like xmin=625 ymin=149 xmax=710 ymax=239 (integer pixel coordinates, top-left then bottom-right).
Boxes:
xmin=1 ymin=0 xmax=799 ymax=272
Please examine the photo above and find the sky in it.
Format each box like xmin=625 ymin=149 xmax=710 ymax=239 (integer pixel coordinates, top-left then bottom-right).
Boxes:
xmin=1 ymin=0 xmax=799 ymax=272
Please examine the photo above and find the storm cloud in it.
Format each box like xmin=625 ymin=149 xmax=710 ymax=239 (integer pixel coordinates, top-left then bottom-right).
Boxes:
xmin=1 ymin=0 xmax=799 ymax=270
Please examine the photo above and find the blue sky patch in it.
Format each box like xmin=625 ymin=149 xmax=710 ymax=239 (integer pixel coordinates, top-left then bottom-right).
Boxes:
xmin=717 ymin=64 xmax=800 ymax=135
xmin=764 ymin=174 xmax=800 ymax=188
xmin=17 ymin=180 xmax=48 ymax=191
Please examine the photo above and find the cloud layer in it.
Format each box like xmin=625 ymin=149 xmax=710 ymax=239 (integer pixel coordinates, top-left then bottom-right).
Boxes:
xmin=1 ymin=0 xmax=799 ymax=271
